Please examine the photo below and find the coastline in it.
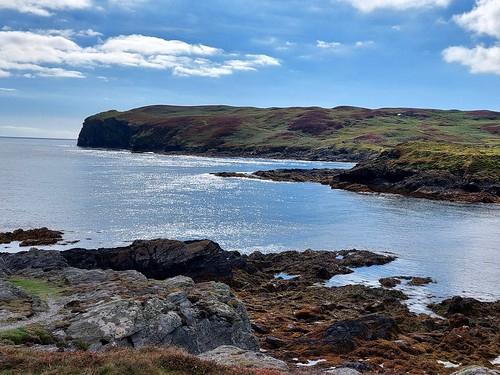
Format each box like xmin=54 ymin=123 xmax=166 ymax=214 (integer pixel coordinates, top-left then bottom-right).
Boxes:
xmin=1 ymin=233 xmax=499 ymax=374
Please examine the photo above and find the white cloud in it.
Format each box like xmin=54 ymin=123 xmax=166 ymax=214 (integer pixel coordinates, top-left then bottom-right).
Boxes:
xmin=453 ymin=0 xmax=500 ymax=39
xmin=316 ymin=40 xmax=375 ymax=52
xmin=443 ymin=0 xmax=500 ymax=75
xmin=317 ymin=40 xmax=343 ymax=50
xmin=341 ymin=0 xmax=451 ymax=12
xmin=0 ymin=30 xmax=280 ymax=79
xmin=354 ymin=40 xmax=375 ymax=48
xmin=443 ymin=44 xmax=500 ymax=75
xmin=0 ymin=87 xmax=17 ymax=92
xmin=0 ymin=0 xmax=92 ymax=16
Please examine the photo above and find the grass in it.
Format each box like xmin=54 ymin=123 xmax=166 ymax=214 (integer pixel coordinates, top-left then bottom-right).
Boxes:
xmin=0 ymin=326 xmax=54 ymax=346
xmin=83 ymin=105 xmax=500 ymax=159
xmin=382 ymin=142 xmax=500 ymax=182
xmin=8 ymin=278 xmax=64 ymax=301
xmin=0 ymin=346 xmax=285 ymax=375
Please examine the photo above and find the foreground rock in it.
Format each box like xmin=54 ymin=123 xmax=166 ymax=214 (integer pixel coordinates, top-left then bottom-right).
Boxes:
xmin=199 ymin=345 xmax=288 ymax=371
xmin=451 ymin=366 xmax=500 ymax=375
xmin=0 ymin=228 xmax=63 ymax=247
xmin=0 ymin=249 xmax=258 ymax=354
xmin=1 ymin=238 xmax=499 ymax=374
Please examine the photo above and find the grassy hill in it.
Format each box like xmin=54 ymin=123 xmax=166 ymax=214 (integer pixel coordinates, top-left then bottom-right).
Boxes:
xmin=78 ymin=105 xmax=500 ymax=161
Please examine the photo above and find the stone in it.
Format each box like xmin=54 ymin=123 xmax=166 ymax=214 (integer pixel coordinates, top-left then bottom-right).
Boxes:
xmin=199 ymin=345 xmax=288 ymax=371
xmin=450 ymin=366 xmax=500 ymax=375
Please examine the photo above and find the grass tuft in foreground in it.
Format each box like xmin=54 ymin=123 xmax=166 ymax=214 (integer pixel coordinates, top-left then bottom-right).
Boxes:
xmin=0 ymin=346 xmax=285 ymax=375
xmin=0 ymin=326 xmax=54 ymax=346
xmin=8 ymin=278 xmax=64 ymax=301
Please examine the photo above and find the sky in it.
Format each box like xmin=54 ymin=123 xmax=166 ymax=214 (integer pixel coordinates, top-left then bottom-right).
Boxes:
xmin=0 ymin=0 xmax=499 ymax=139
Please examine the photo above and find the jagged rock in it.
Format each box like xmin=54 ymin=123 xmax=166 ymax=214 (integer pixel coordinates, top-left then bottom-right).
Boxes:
xmin=450 ymin=366 xmax=500 ymax=375
xmin=199 ymin=345 xmax=288 ymax=371
xmin=62 ymin=239 xmax=246 ymax=282
xmin=65 ymin=276 xmax=258 ymax=354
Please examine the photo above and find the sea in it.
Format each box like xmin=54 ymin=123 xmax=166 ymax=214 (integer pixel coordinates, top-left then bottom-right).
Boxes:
xmin=1 ymin=137 xmax=499 ymax=312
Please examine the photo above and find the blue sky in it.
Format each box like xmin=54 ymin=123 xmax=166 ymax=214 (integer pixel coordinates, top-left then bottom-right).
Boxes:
xmin=0 ymin=0 xmax=499 ymax=138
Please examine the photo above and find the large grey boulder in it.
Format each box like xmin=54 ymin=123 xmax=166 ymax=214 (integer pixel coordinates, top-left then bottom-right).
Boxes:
xmin=451 ymin=366 xmax=500 ymax=375
xmin=199 ymin=345 xmax=288 ymax=371
xmin=65 ymin=276 xmax=258 ymax=354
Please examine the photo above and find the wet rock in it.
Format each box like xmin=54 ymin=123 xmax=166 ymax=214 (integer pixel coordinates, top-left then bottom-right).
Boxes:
xmin=0 ymin=228 xmax=63 ymax=246
xmin=379 ymin=277 xmax=401 ymax=288
xmin=199 ymin=345 xmax=288 ymax=371
xmin=323 ymin=314 xmax=397 ymax=353
xmin=409 ymin=277 xmax=433 ymax=286
xmin=450 ymin=366 xmax=500 ymax=375
xmin=62 ymin=239 xmax=246 ymax=283
xmin=433 ymin=296 xmax=485 ymax=317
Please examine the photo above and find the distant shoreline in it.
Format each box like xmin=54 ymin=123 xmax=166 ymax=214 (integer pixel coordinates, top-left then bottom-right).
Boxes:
xmin=0 ymin=135 xmax=77 ymax=141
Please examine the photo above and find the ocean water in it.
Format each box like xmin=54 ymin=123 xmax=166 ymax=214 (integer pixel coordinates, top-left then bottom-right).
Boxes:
xmin=1 ymin=137 xmax=499 ymax=306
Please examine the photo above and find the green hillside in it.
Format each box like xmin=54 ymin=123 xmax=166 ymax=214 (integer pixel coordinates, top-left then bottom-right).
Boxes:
xmin=78 ymin=105 xmax=500 ymax=161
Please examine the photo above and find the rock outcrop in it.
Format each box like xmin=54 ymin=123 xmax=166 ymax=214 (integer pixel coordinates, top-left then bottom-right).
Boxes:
xmin=62 ymin=239 xmax=246 ymax=283
xmin=0 ymin=228 xmax=63 ymax=247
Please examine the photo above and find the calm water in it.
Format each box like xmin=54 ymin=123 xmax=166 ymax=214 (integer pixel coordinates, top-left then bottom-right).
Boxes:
xmin=1 ymin=137 xmax=499 ymax=306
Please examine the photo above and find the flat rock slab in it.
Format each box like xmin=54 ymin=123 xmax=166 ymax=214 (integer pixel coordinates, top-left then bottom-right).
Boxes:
xmin=199 ymin=345 xmax=288 ymax=371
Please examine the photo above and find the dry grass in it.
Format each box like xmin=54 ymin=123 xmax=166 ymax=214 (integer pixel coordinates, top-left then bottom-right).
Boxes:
xmin=0 ymin=346 xmax=286 ymax=375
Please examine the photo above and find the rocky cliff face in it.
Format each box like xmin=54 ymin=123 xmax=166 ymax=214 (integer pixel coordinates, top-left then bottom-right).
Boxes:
xmin=77 ymin=116 xmax=132 ymax=149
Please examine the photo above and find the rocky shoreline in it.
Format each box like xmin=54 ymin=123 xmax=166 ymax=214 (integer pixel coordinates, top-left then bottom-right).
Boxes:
xmin=1 ymin=236 xmax=499 ymax=374
xmin=213 ymin=146 xmax=500 ymax=204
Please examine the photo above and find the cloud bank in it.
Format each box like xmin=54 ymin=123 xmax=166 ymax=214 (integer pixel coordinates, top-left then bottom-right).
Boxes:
xmin=443 ymin=0 xmax=500 ymax=75
xmin=0 ymin=30 xmax=280 ymax=78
